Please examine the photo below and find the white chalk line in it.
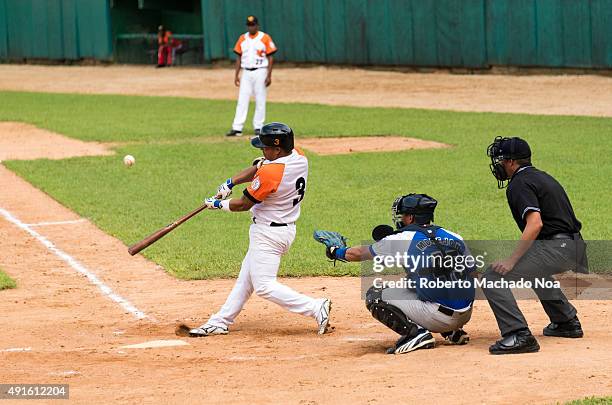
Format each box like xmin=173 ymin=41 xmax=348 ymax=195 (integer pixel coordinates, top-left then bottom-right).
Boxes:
xmin=0 ymin=207 xmax=150 ymax=321
xmin=0 ymin=347 xmax=32 ymax=353
xmin=25 ymin=219 xmax=87 ymax=227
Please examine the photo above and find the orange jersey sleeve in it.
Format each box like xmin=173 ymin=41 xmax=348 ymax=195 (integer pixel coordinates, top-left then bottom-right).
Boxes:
xmin=233 ymin=35 xmax=245 ymax=55
xmin=243 ymin=163 xmax=285 ymax=203
xmin=261 ymin=33 xmax=277 ymax=55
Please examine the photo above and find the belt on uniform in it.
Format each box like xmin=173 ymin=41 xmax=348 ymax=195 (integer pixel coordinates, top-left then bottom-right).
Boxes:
xmin=542 ymin=232 xmax=582 ymax=240
xmin=437 ymin=304 xmax=471 ymax=317
xmin=252 ymin=217 xmax=289 ymax=227
xmin=244 ymin=67 xmax=260 ymax=71
xmin=437 ymin=305 xmax=455 ymax=317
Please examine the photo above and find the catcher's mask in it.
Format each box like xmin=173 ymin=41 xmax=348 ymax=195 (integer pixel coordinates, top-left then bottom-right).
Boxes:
xmin=251 ymin=122 xmax=295 ymax=152
xmin=391 ymin=194 xmax=437 ymax=229
xmin=486 ymin=136 xmax=531 ymax=189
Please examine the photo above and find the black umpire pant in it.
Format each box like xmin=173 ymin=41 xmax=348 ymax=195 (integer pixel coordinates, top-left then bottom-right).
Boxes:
xmin=482 ymin=239 xmax=580 ymax=336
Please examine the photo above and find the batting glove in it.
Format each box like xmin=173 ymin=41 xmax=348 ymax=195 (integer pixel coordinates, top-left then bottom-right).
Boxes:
xmin=252 ymin=156 xmax=265 ymax=169
xmin=204 ymin=197 xmax=223 ymax=209
xmin=215 ymin=178 xmax=234 ymax=199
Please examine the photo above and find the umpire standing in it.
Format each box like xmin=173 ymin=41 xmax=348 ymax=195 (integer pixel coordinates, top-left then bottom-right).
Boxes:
xmin=482 ymin=136 xmax=587 ymax=355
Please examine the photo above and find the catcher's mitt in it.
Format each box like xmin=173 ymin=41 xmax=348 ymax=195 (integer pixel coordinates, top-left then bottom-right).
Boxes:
xmin=313 ymin=230 xmax=348 ymax=263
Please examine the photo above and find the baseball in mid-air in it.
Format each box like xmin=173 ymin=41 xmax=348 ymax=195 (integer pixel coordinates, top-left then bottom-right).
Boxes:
xmin=123 ymin=155 xmax=135 ymax=167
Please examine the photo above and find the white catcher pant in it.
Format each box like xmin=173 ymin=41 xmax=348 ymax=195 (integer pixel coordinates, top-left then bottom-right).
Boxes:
xmin=231 ymin=68 xmax=267 ymax=132
xmin=207 ymin=223 xmax=323 ymax=328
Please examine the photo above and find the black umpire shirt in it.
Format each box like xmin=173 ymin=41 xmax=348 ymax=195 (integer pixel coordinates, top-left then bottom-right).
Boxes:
xmin=506 ymin=165 xmax=582 ymax=238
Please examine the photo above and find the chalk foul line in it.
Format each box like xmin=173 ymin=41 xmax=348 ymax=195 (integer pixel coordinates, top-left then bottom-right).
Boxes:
xmin=0 ymin=207 xmax=150 ymax=321
xmin=25 ymin=219 xmax=87 ymax=227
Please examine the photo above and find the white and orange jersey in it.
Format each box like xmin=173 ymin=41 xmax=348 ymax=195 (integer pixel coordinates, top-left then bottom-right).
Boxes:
xmin=233 ymin=31 xmax=277 ymax=69
xmin=243 ymin=149 xmax=308 ymax=225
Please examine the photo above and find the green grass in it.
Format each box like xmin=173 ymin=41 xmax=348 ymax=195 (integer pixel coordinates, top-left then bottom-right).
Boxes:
xmin=0 ymin=268 xmax=16 ymax=290
xmin=2 ymin=91 xmax=611 ymax=278
xmin=565 ymin=397 xmax=612 ymax=405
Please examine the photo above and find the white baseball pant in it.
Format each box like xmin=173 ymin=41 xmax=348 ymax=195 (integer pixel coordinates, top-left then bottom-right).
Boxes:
xmin=231 ymin=68 xmax=267 ymax=132
xmin=207 ymin=223 xmax=323 ymax=328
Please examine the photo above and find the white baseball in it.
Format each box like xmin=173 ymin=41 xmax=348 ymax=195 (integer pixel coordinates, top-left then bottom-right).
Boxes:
xmin=123 ymin=155 xmax=135 ymax=167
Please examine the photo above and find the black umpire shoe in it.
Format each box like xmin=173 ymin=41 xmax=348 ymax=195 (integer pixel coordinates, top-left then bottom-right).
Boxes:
xmin=225 ymin=129 xmax=242 ymax=137
xmin=489 ymin=330 xmax=540 ymax=355
xmin=543 ymin=315 xmax=583 ymax=338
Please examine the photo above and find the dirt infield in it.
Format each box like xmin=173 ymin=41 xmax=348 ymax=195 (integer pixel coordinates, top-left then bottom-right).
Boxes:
xmin=1 ymin=64 xmax=611 ymax=117
xmin=298 ymin=136 xmax=449 ymax=155
xmin=0 ymin=122 xmax=114 ymax=161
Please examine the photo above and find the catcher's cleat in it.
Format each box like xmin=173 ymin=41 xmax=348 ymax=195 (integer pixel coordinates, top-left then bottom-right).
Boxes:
xmin=254 ymin=128 xmax=261 ymax=136
xmin=388 ymin=329 xmax=435 ymax=354
xmin=188 ymin=323 xmax=229 ymax=337
xmin=441 ymin=329 xmax=470 ymax=345
xmin=225 ymin=129 xmax=243 ymax=137
xmin=316 ymin=298 xmax=332 ymax=335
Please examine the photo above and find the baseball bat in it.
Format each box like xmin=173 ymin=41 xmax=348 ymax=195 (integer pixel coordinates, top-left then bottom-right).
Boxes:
xmin=128 ymin=204 xmax=207 ymax=256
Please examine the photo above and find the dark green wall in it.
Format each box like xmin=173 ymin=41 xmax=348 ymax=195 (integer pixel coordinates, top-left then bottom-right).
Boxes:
xmin=111 ymin=0 xmax=202 ymax=36
xmin=0 ymin=0 xmax=112 ymax=61
xmin=201 ymin=0 xmax=612 ymax=68
xmin=111 ymin=0 xmax=203 ymax=64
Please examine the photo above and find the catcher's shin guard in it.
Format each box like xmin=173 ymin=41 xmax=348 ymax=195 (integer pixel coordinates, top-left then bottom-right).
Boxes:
xmin=365 ymin=286 xmax=418 ymax=337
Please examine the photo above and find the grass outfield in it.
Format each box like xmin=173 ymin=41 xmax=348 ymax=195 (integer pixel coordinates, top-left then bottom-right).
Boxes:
xmin=0 ymin=268 xmax=16 ymax=290
xmin=2 ymin=91 xmax=611 ymax=278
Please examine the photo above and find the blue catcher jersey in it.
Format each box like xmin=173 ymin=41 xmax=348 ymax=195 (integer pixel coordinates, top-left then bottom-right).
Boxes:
xmin=369 ymin=225 xmax=476 ymax=310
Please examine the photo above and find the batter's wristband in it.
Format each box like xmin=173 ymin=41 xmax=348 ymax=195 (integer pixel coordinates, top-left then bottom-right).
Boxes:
xmin=220 ymin=199 xmax=231 ymax=212
xmin=226 ymin=178 xmax=234 ymax=189
xmin=335 ymin=247 xmax=348 ymax=260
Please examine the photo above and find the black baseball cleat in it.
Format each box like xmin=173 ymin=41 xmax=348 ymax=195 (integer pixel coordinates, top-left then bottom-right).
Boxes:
xmin=543 ymin=315 xmax=583 ymax=338
xmin=225 ymin=129 xmax=243 ymax=137
xmin=254 ymin=128 xmax=261 ymax=136
xmin=387 ymin=329 xmax=435 ymax=355
xmin=489 ymin=330 xmax=540 ymax=355
xmin=441 ymin=329 xmax=470 ymax=345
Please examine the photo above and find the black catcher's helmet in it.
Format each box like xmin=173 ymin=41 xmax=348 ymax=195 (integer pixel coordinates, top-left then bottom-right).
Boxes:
xmin=486 ymin=136 xmax=531 ymax=188
xmin=251 ymin=122 xmax=295 ymax=152
xmin=391 ymin=193 xmax=438 ymax=229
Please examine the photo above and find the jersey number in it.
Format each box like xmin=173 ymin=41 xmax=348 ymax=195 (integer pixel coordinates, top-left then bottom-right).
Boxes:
xmin=292 ymin=177 xmax=306 ymax=206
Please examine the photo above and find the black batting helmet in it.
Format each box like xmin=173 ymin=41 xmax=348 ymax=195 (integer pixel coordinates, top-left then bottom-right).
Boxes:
xmin=251 ymin=122 xmax=295 ymax=152
xmin=392 ymin=193 xmax=438 ymax=229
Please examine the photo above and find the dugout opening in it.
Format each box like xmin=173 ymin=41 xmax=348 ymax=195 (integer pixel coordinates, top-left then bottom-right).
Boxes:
xmin=111 ymin=0 xmax=204 ymax=65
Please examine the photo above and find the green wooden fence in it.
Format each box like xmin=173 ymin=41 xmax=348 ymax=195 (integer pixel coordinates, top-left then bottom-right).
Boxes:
xmin=0 ymin=0 xmax=112 ymax=61
xmin=200 ymin=0 xmax=612 ymax=68
xmin=1 ymin=0 xmax=611 ymax=68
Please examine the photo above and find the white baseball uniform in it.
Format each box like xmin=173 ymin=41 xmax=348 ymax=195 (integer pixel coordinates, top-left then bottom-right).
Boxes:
xmin=231 ymin=31 xmax=277 ymax=132
xmin=207 ymin=149 xmax=325 ymax=328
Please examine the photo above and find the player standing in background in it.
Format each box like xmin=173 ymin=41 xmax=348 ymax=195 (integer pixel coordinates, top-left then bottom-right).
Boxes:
xmin=226 ymin=16 xmax=277 ymax=137
xmin=157 ymin=25 xmax=173 ymax=68
xmin=189 ymin=122 xmax=331 ymax=336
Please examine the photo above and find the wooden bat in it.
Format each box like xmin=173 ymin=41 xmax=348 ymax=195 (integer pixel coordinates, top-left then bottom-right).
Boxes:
xmin=128 ymin=204 xmax=207 ymax=256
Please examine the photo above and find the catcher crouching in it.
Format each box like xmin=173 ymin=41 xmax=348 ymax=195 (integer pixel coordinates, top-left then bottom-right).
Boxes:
xmin=315 ymin=194 xmax=476 ymax=354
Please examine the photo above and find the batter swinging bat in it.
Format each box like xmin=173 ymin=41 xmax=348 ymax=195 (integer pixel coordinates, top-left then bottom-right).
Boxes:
xmin=128 ymin=204 xmax=207 ymax=256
